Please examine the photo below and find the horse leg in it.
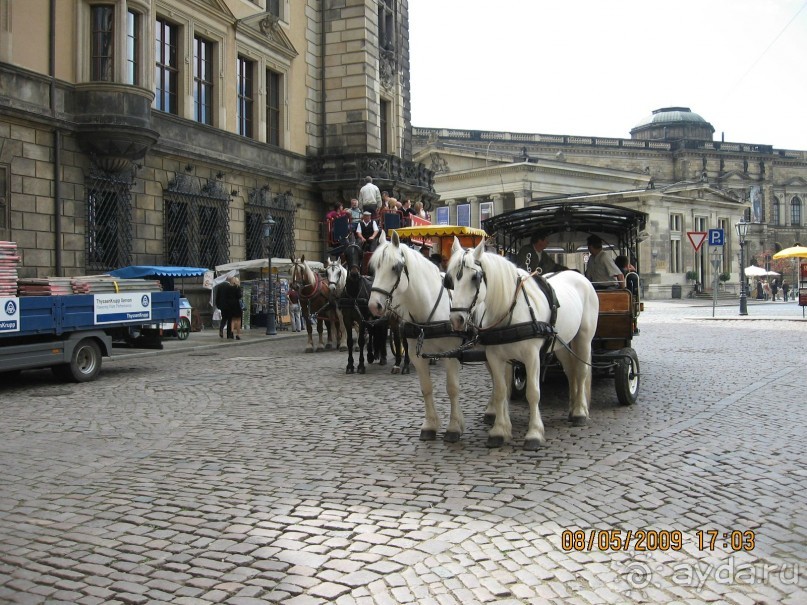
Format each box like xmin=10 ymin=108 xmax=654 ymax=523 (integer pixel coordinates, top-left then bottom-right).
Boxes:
xmin=303 ymin=311 xmax=314 ymax=353
xmin=483 ymin=361 xmax=497 ymax=425
xmin=486 ymin=354 xmax=514 ymax=448
xmin=409 ymin=354 xmax=440 ymax=440
xmin=337 ymin=310 xmax=347 ymax=352
xmin=324 ymin=313 xmax=333 ymax=350
xmin=522 ymin=353 xmax=546 ymax=450
xmin=557 ymin=341 xmax=591 ymax=425
xmin=443 ymin=358 xmax=465 ymax=442
xmin=366 ymin=324 xmax=375 ymax=364
xmin=316 ymin=317 xmax=326 ymax=352
xmin=344 ymin=313 xmax=355 ymax=374
xmin=376 ymin=323 xmax=387 ymax=366
xmin=401 ymin=334 xmax=410 ymax=375
xmin=390 ymin=326 xmax=401 ymax=375
xmin=356 ymin=321 xmax=367 ymax=374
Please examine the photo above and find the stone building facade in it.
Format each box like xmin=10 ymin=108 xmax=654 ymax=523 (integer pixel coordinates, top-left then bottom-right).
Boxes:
xmin=0 ymin=0 xmax=435 ymax=290
xmin=413 ymin=108 xmax=807 ymax=298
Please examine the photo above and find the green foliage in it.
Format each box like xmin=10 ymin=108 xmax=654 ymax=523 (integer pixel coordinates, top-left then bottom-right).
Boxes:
xmin=719 ymin=271 xmax=731 ymax=283
xmin=685 ymin=270 xmax=698 ymax=282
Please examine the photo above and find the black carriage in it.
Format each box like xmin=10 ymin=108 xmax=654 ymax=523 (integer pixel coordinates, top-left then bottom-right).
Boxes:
xmin=483 ymin=201 xmax=648 ymax=405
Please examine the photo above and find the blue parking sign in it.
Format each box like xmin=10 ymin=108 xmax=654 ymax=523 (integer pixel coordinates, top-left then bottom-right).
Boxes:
xmin=708 ymin=228 xmax=724 ymax=246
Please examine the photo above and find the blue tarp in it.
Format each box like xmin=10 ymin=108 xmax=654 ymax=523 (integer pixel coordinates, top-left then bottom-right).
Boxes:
xmin=107 ymin=266 xmax=208 ymax=279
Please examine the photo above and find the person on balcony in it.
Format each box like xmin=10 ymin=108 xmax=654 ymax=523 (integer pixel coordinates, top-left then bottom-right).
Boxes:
xmin=358 ymin=176 xmax=382 ymax=210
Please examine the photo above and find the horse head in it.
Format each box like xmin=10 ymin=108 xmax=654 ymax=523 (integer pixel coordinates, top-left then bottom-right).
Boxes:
xmin=342 ymin=232 xmax=364 ymax=279
xmin=446 ymin=237 xmax=488 ymax=331
xmin=368 ymin=230 xmax=407 ymax=317
xmin=325 ymin=256 xmax=346 ymax=302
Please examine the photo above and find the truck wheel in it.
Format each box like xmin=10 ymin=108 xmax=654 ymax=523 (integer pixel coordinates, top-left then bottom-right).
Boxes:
xmin=52 ymin=339 xmax=102 ymax=382
xmin=177 ymin=317 xmax=191 ymax=340
xmin=615 ymin=347 xmax=640 ymax=406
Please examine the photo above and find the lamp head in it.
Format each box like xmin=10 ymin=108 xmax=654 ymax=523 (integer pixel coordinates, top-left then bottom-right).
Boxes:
xmin=735 ymin=218 xmax=748 ymax=240
xmin=262 ymin=214 xmax=276 ymax=240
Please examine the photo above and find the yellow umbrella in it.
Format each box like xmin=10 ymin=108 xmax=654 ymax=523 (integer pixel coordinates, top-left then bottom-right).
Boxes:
xmin=772 ymin=245 xmax=807 ymax=260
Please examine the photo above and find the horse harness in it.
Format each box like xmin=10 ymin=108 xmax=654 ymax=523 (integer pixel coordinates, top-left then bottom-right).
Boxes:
xmin=446 ymin=250 xmax=559 ymax=357
xmin=292 ymin=262 xmax=333 ymax=319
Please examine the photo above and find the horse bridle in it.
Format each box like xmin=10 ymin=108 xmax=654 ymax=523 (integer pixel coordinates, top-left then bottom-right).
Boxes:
xmin=292 ymin=261 xmax=322 ymax=301
xmin=446 ymin=250 xmax=486 ymax=320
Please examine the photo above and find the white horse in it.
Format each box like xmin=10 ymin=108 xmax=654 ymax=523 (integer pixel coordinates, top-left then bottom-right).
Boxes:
xmin=324 ymin=257 xmax=349 ymax=352
xmin=368 ymin=231 xmax=496 ymax=442
xmin=446 ymin=237 xmax=600 ymax=450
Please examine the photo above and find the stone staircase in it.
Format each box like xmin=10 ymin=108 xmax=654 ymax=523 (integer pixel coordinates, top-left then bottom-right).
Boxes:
xmin=691 ymin=288 xmax=737 ymax=300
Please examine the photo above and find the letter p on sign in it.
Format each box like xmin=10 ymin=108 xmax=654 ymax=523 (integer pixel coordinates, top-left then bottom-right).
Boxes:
xmin=708 ymin=228 xmax=724 ymax=246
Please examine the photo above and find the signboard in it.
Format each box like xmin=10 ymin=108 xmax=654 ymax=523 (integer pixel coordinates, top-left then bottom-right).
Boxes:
xmin=435 ymin=207 xmax=449 ymax=225
xmin=708 ymin=228 xmax=724 ymax=246
xmin=1 ymin=297 xmax=20 ymax=334
xmin=687 ymin=231 xmax=708 ymax=251
xmin=457 ymin=203 xmax=471 ymax=227
xmin=94 ymin=292 xmax=153 ymax=324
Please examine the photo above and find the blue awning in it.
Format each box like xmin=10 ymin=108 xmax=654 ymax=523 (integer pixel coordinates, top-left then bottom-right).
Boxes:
xmin=107 ymin=266 xmax=209 ymax=279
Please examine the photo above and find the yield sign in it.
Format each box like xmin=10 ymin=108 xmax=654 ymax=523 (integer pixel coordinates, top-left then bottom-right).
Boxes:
xmin=687 ymin=231 xmax=708 ymax=252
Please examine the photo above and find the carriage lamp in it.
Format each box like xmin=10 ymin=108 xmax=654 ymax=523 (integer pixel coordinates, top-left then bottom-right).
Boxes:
xmin=735 ymin=218 xmax=749 ymax=316
xmin=263 ymin=214 xmax=278 ymax=335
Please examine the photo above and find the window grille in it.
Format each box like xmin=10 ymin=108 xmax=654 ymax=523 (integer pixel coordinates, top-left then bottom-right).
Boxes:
xmin=164 ymin=173 xmax=230 ymax=268
xmin=85 ymin=169 xmax=133 ymax=271
xmin=245 ymin=187 xmax=296 ymax=261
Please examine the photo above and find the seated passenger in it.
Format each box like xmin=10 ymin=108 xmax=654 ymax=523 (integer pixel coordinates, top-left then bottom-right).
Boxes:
xmin=356 ymin=210 xmax=380 ymax=251
xmin=615 ymin=254 xmax=639 ymax=296
xmin=326 ymin=201 xmax=349 ymax=221
xmin=516 ymin=232 xmax=567 ymax=275
xmin=585 ymin=234 xmax=625 ymax=288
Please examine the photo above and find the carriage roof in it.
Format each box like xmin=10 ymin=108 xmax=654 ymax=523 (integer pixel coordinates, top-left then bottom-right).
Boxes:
xmin=483 ymin=201 xmax=647 ymax=243
xmin=391 ymin=225 xmax=488 ymax=239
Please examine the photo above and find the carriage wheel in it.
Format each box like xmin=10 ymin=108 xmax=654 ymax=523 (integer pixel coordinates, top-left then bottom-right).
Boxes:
xmin=510 ymin=362 xmax=527 ymax=400
xmin=615 ymin=347 xmax=640 ymax=406
xmin=176 ymin=317 xmax=191 ymax=340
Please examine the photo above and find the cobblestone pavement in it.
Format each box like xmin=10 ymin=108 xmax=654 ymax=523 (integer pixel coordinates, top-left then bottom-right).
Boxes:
xmin=0 ymin=300 xmax=805 ymax=604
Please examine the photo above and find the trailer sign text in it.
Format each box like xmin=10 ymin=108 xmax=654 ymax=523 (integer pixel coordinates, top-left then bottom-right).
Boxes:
xmin=94 ymin=292 xmax=152 ymax=324
xmin=1 ymin=297 xmax=20 ymax=333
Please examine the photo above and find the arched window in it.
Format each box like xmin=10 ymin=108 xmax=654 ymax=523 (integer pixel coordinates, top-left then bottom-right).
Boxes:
xmin=791 ymin=197 xmax=802 ymax=227
xmin=772 ymin=196 xmax=780 ymax=225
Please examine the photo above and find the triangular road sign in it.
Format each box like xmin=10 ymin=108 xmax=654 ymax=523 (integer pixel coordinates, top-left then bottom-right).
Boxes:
xmin=687 ymin=231 xmax=708 ymax=252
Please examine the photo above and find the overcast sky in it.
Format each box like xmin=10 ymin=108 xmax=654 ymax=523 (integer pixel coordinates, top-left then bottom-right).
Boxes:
xmin=409 ymin=0 xmax=807 ymax=150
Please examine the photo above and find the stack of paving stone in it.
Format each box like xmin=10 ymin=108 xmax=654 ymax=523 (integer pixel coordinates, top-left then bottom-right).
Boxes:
xmin=16 ymin=275 xmax=163 ymax=296
xmin=0 ymin=241 xmax=20 ymax=296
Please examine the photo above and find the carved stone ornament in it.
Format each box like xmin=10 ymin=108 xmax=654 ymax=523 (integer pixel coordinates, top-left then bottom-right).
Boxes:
xmin=259 ymin=14 xmax=281 ymax=39
xmin=430 ymin=153 xmax=449 ymax=174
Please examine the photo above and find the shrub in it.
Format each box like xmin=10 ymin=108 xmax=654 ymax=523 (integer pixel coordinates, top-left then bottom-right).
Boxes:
xmin=685 ymin=270 xmax=698 ymax=282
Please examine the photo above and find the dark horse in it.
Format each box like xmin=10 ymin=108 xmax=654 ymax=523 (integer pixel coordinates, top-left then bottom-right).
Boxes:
xmin=343 ymin=235 xmax=410 ymax=375
xmin=339 ymin=236 xmax=389 ymax=374
xmin=290 ymin=256 xmax=340 ymax=353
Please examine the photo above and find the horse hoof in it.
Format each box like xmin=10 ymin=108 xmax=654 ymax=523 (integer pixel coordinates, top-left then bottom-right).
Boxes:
xmin=305 ymin=347 xmax=314 ymax=353
xmin=420 ymin=429 xmax=437 ymax=441
xmin=486 ymin=435 xmax=505 ymax=448
xmin=391 ymin=366 xmax=401 ymax=375
xmin=523 ymin=439 xmax=543 ymax=451
xmin=429 ymin=358 xmax=437 ymax=366
xmin=444 ymin=431 xmax=461 ymax=443
xmin=483 ymin=413 xmax=496 ymax=426
xmin=358 ymin=366 xmax=366 ymax=374
xmin=340 ymin=346 xmax=347 ymax=352
xmin=325 ymin=343 xmax=333 ymax=350
xmin=570 ymin=416 xmax=587 ymax=427
xmin=346 ymin=367 xmax=354 ymax=374
xmin=379 ymin=358 xmax=387 ymax=366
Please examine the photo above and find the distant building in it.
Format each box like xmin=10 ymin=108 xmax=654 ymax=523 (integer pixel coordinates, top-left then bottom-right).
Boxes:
xmin=413 ymin=107 xmax=807 ymax=298
xmin=0 ymin=0 xmax=435 ymax=284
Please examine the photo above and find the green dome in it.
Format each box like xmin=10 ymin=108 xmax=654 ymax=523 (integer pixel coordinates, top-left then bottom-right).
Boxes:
xmin=630 ymin=107 xmax=714 ymax=141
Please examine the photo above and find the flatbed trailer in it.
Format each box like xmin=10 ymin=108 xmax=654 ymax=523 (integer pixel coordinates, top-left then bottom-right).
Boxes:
xmin=0 ymin=290 xmax=180 ymax=382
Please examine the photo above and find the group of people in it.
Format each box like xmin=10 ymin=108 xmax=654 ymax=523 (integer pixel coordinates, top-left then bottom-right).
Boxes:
xmin=517 ymin=232 xmax=636 ymax=290
xmin=327 ymin=176 xmax=428 ymax=252
xmin=755 ymin=278 xmax=790 ymax=301
xmin=214 ymin=276 xmax=244 ymax=340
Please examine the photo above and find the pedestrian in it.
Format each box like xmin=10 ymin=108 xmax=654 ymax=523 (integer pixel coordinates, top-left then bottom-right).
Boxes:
xmin=516 ymin=231 xmax=567 ymax=275
xmin=289 ymin=287 xmax=302 ymax=332
xmin=782 ymin=280 xmax=790 ymax=301
xmin=762 ymin=280 xmax=771 ymax=300
xmin=756 ymin=280 xmax=764 ymax=300
xmin=216 ymin=277 xmax=235 ymax=339
xmin=358 ymin=175 xmax=382 ymax=210
xmin=229 ymin=277 xmax=244 ymax=340
xmin=771 ymin=278 xmax=779 ymax=301
xmin=355 ymin=210 xmax=380 ymax=251
xmin=584 ymin=234 xmax=624 ymax=288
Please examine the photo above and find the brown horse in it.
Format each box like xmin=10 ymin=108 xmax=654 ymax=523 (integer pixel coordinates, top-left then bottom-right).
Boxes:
xmin=290 ymin=257 xmax=341 ymax=353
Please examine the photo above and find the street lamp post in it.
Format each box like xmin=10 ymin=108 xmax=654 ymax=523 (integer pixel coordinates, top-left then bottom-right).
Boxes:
xmin=263 ymin=214 xmax=277 ymax=335
xmin=735 ymin=218 xmax=749 ymax=316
